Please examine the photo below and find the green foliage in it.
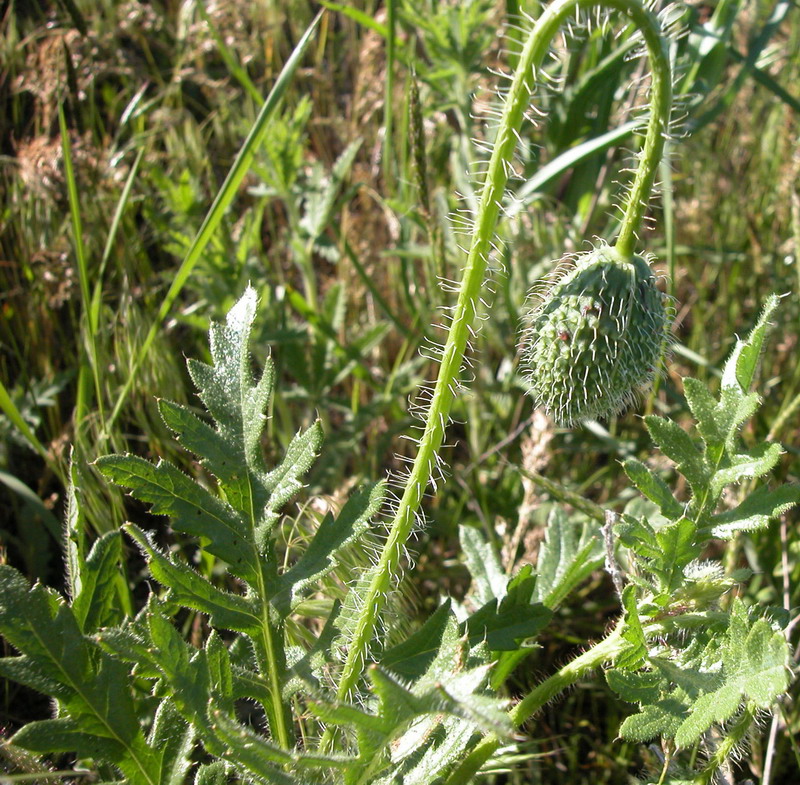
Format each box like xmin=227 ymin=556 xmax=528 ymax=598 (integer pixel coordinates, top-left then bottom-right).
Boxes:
xmin=0 ymin=290 xmax=559 ymax=784
xmin=2 ymin=0 xmax=799 ymax=781
xmin=0 ymin=286 xmax=795 ymax=785
xmin=0 ymin=289 xmax=388 ymax=781
xmin=533 ymin=507 xmax=604 ymax=611
xmin=605 ymin=296 xmax=797 ymax=777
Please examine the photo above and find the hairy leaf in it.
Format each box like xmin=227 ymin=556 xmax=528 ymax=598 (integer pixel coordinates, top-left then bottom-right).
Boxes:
xmin=533 ymin=506 xmax=603 ymax=610
xmin=708 ymin=484 xmax=800 ymax=538
xmin=722 ymin=294 xmax=779 ymax=393
xmin=460 ymin=524 xmax=507 ymax=605
xmin=97 ymin=454 xmax=258 ymax=581
xmin=71 ymin=531 xmax=124 ymax=633
xmin=643 ymin=416 xmax=709 ymax=493
xmin=466 ymin=566 xmax=552 ymax=651
xmin=623 ymin=458 xmax=684 ymax=520
xmin=0 ymin=567 xmax=157 ymax=784
xmin=147 ymin=699 xmax=195 ymax=785
xmin=673 ymin=601 xmax=790 ymax=747
xmin=125 ymin=524 xmax=260 ymax=632
xmin=274 ymin=482 xmax=385 ymax=614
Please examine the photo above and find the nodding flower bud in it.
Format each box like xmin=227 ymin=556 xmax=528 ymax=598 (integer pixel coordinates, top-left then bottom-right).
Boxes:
xmin=521 ymin=244 xmax=671 ymax=425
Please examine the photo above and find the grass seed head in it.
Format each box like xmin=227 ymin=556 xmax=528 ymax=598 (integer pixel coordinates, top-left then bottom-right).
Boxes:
xmin=522 ymin=244 xmax=671 ymax=425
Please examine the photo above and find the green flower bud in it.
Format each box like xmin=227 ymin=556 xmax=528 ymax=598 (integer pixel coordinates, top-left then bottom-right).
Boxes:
xmin=522 ymin=245 xmax=671 ymax=425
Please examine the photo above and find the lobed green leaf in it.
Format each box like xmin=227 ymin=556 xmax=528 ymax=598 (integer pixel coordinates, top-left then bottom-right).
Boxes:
xmin=147 ymin=699 xmax=195 ymax=785
xmin=125 ymin=524 xmax=260 ymax=633
xmin=708 ymin=484 xmax=800 ymax=538
xmin=709 ymin=442 xmax=783 ymax=497
xmin=643 ymin=416 xmax=710 ymax=493
xmin=96 ymin=455 xmax=259 ymax=581
xmin=533 ymin=507 xmax=604 ymax=611
xmin=722 ymin=294 xmax=779 ymax=394
xmin=623 ymin=458 xmax=684 ymax=520
xmin=259 ymin=421 xmax=324 ymax=545
xmin=460 ymin=524 xmax=507 ymax=605
xmin=71 ymin=530 xmax=124 ymax=633
xmin=274 ymin=482 xmax=384 ymax=615
xmin=673 ymin=600 xmax=790 ymax=747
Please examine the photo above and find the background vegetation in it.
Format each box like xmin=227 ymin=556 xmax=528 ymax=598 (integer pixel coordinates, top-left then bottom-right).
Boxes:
xmin=1 ymin=0 xmax=798 ymax=781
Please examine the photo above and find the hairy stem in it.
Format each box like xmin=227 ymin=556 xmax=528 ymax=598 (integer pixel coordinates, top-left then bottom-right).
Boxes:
xmin=332 ymin=0 xmax=671 ymax=712
xmin=444 ymin=623 xmax=627 ymax=785
xmin=693 ymin=703 xmax=757 ymax=785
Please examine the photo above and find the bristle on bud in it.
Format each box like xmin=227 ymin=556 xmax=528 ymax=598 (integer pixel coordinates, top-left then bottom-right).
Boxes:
xmin=521 ymin=244 xmax=671 ymax=425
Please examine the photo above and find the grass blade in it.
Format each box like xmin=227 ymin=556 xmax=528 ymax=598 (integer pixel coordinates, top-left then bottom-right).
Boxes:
xmin=90 ymin=147 xmax=145 ymax=342
xmin=196 ymin=1 xmax=264 ymax=105
xmin=59 ymin=104 xmax=106 ymax=435
xmin=107 ymin=10 xmax=325 ymax=431
xmin=0 ymin=381 xmax=50 ymax=464
xmin=506 ymin=121 xmax=639 ymax=217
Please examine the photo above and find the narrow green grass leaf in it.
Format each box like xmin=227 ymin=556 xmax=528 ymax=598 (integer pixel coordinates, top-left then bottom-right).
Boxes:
xmin=58 ymin=104 xmax=105 ymax=433
xmin=0 ymin=380 xmax=52 ymax=464
xmin=53 ymin=0 xmax=87 ymax=33
xmin=107 ymin=11 xmax=324 ymax=430
xmin=284 ymin=285 xmax=384 ymax=387
xmin=196 ymin=1 xmax=263 ymax=104
xmin=507 ymin=121 xmax=639 ymax=217
xmin=727 ymin=46 xmax=800 ymax=113
xmin=335 ymin=226 xmax=410 ymax=336
xmin=0 ymin=470 xmax=62 ymax=543
xmin=91 ymin=147 xmax=144 ymax=337
xmin=319 ymin=1 xmax=386 ymax=35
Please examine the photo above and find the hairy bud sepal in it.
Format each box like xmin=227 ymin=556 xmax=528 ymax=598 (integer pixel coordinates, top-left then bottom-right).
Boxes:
xmin=522 ymin=245 xmax=671 ymax=425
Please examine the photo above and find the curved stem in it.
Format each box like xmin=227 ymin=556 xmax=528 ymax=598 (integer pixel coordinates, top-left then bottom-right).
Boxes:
xmin=331 ymin=0 xmax=671 ymax=711
xmin=693 ymin=703 xmax=757 ymax=785
xmin=444 ymin=623 xmax=627 ymax=785
xmin=613 ymin=4 xmax=672 ymax=256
